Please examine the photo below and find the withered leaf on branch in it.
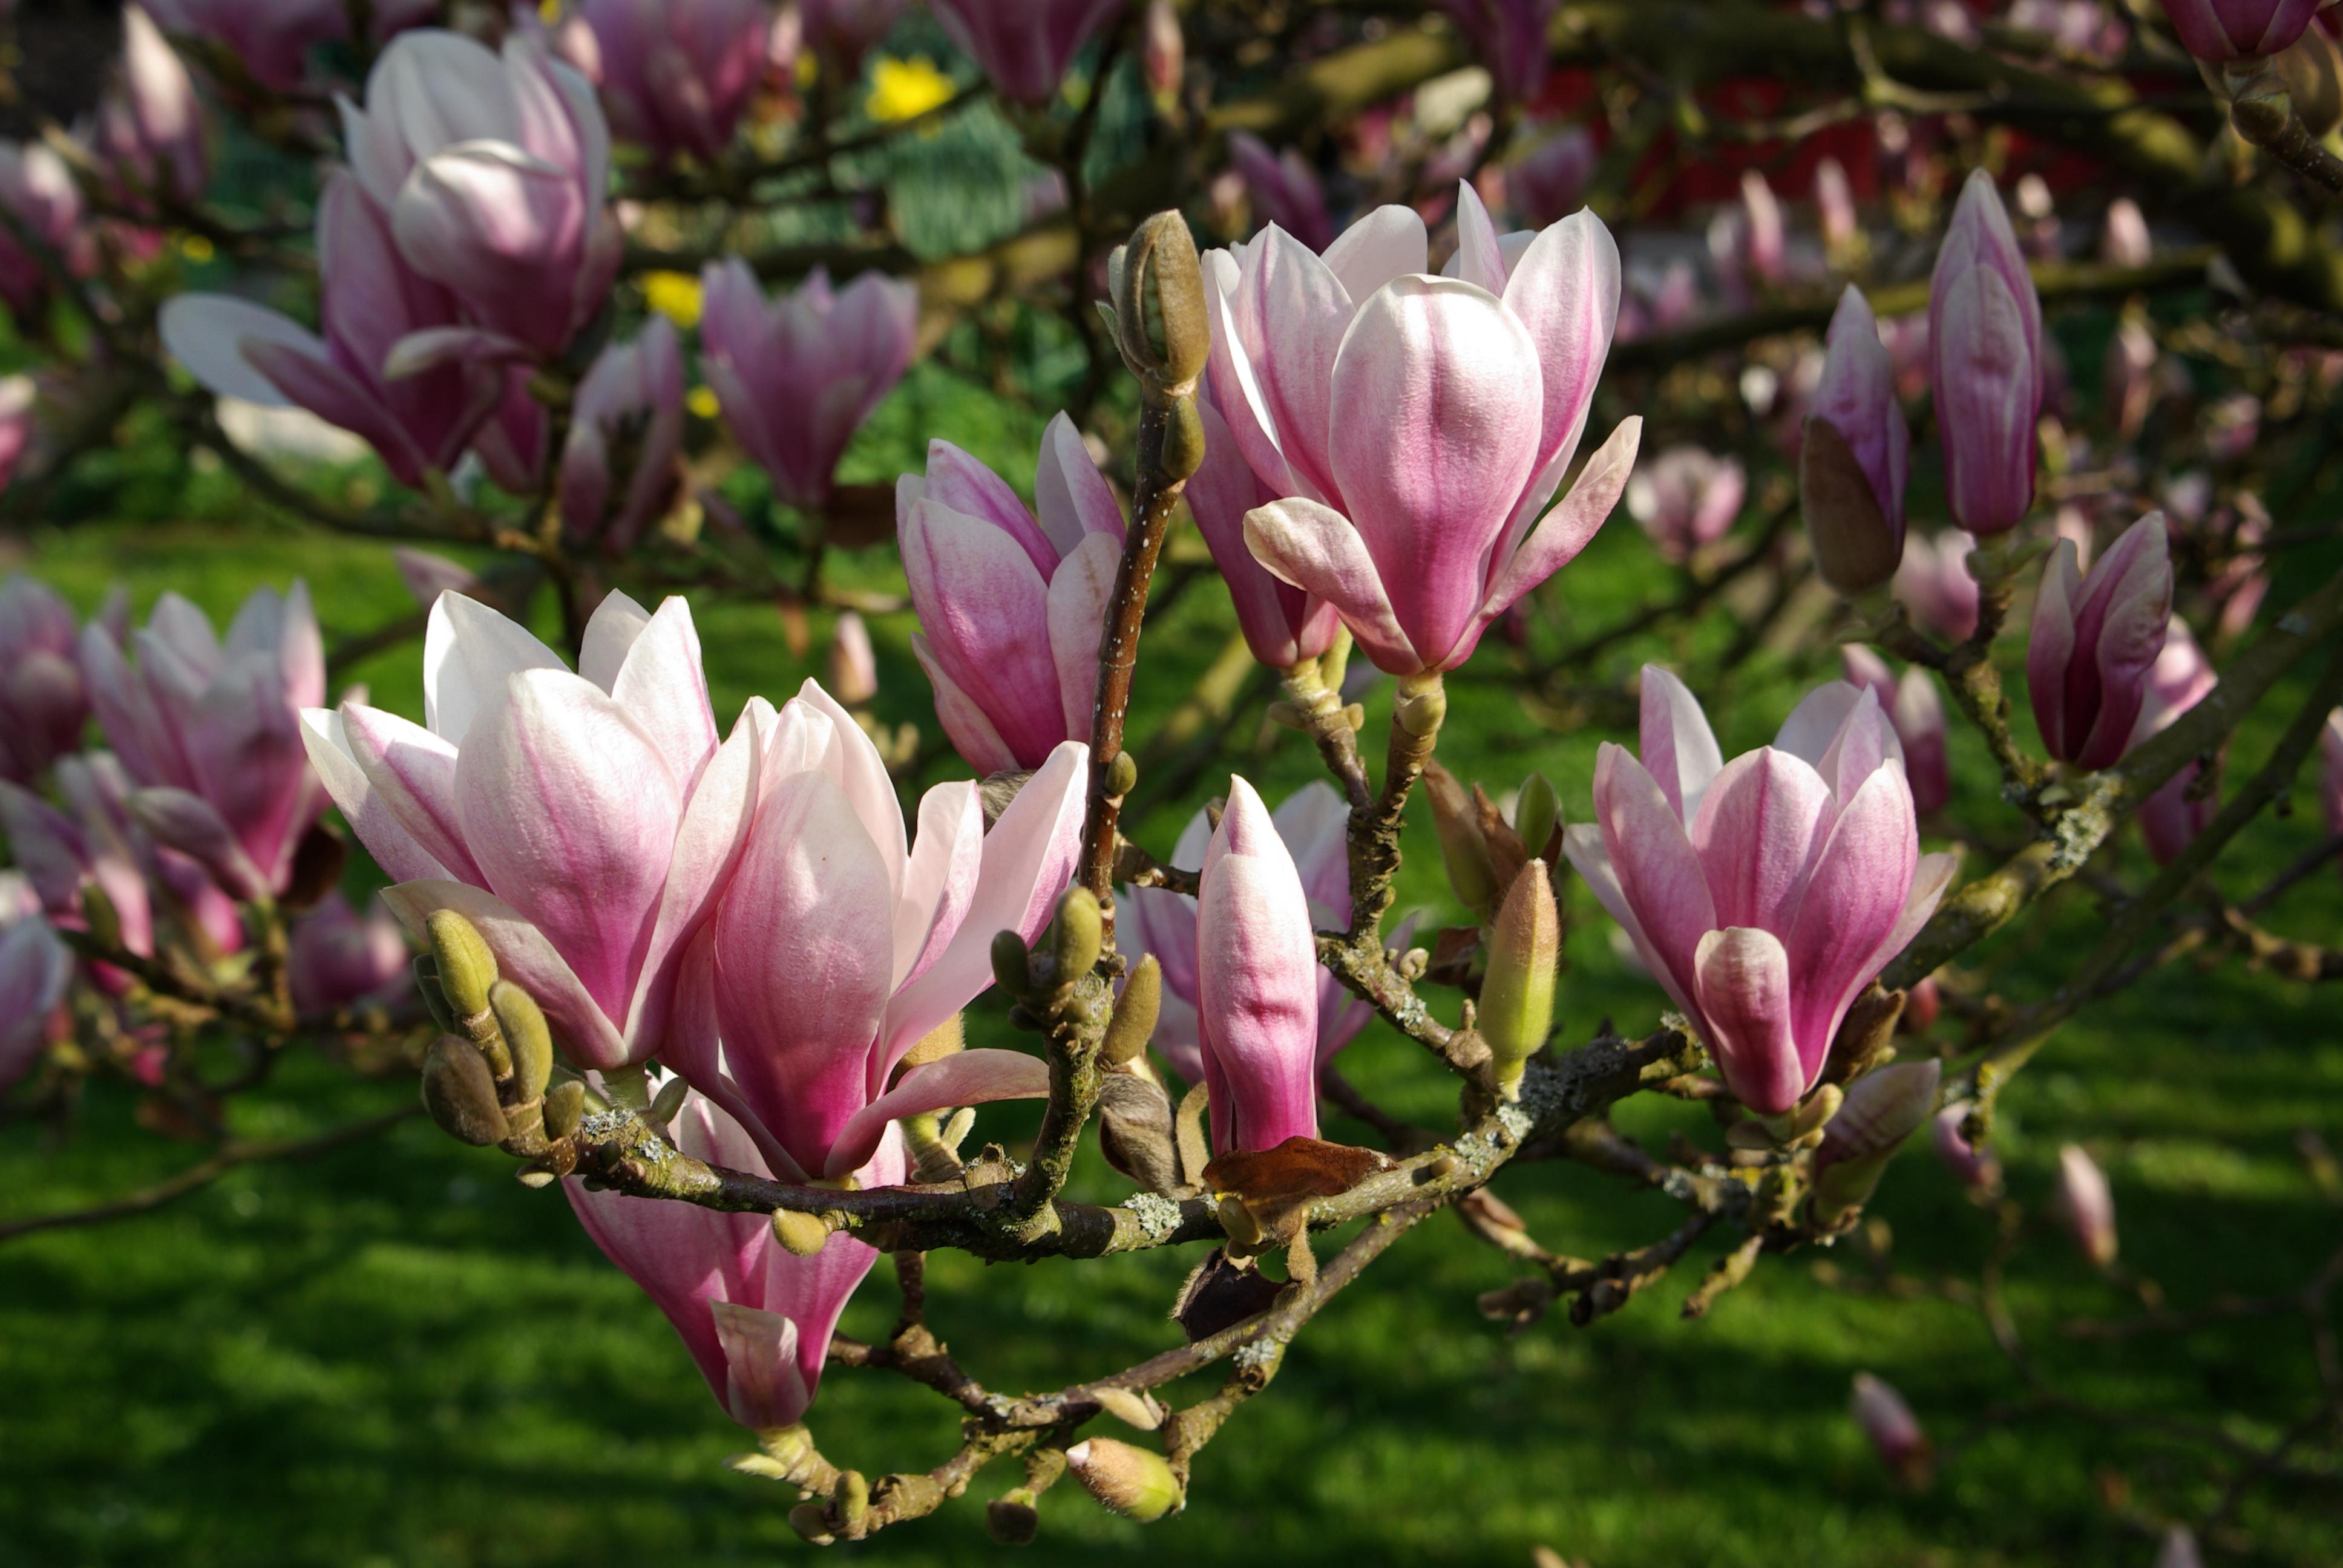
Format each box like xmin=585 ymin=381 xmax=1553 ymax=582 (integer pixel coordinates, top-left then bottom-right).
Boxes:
xmin=1096 ymin=1073 xmax=1182 ymax=1195
xmin=1170 ymin=1247 xmax=1287 ymax=1342
xmin=1202 ymin=1135 xmax=1394 ymax=1247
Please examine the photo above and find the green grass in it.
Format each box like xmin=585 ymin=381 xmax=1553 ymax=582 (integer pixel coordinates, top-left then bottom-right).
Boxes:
xmin=3 ymin=377 xmax=2341 ymax=1567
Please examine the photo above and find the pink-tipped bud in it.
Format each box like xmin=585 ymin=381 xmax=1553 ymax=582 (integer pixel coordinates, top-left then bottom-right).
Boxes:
xmin=1812 ymin=1060 xmax=1941 ymax=1226
xmin=2057 ymin=1142 xmax=2119 ymax=1267
xmin=1928 ymin=171 xmax=2043 ymax=537
xmin=1932 ymin=1100 xmax=1999 ymax=1189
xmin=2027 ymin=514 xmax=2174 ymax=771
xmin=1850 ymin=1372 xmax=1932 ymax=1483
xmin=828 ymin=612 xmax=879 ymax=707
xmin=1804 ymin=286 xmax=1911 ymax=595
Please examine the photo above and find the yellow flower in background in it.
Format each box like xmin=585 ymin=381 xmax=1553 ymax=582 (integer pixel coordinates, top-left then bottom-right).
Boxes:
xmin=867 ymin=56 xmax=955 ymax=123
xmin=537 ymin=0 xmax=562 ymax=23
xmin=177 ymin=233 xmax=215 ymax=264
xmin=686 ymin=386 xmax=719 ymax=420
xmin=641 ymin=270 xmax=704 ymax=329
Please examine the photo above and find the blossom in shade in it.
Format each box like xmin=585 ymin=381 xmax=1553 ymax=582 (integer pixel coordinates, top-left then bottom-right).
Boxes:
xmin=2056 ymin=1142 xmax=2119 ymax=1266
xmin=1225 ymin=131 xmax=1333 ymax=251
xmin=2127 ymin=622 xmax=2220 ymax=865
xmin=1508 ymin=125 xmax=1597 ymax=230
xmin=1895 ymin=531 xmax=1981 ymax=643
xmin=1563 ymin=667 xmax=1957 ymax=1116
xmin=92 ymin=5 xmax=208 ymax=212
xmin=1432 ymin=0 xmax=1561 ymax=104
xmin=926 ymin=0 xmax=1124 ymax=105
xmin=557 ymin=317 xmax=687 ymax=554
xmin=1194 ymin=776 xmax=1322 ymax=1154
xmin=1803 ymin=285 xmax=1911 ymax=595
xmin=1841 ymin=645 xmax=1950 ymax=817
xmin=288 ymin=890 xmax=410 ymax=1016
xmin=1221 ymin=182 xmax=1641 ymax=675
xmin=0 ymin=141 xmax=93 ymax=318
xmin=1627 ymin=446 xmax=1746 ymax=562
xmin=555 ymin=0 xmax=778 ymax=164
xmin=142 ymin=0 xmax=436 ymax=91
xmin=0 ymin=869 xmax=71 ymax=1093
xmin=1933 ymin=1100 xmax=2000 ymax=1189
xmin=2155 ymin=0 xmax=2322 ymax=62
xmin=0 ymin=574 xmax=92 ymax=785
xmin=1928 ymin=170 xmax=2043 ymax=536
xmin=897 ymin=414 xmax=1124 ymax=774
xmin=2027 ymin=514 xmax=2172 ymax=771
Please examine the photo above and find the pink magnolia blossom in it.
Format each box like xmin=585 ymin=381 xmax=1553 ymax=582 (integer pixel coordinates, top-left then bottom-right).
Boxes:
xmin=1221 ymin=183 xmax=1642 ymax=675
xmin=555 ymin=0 xmax=777 ymax=164
xmin=1895 ymin=531 xmax=1981 ymax=642
xmin=1564 ymin=668 xmax=1957 ymax=1116
xmin=161 ymin=172 xmax=495 ymax=486
xmin=899 ymin=414 xmax=1124 ymax=773
xmin=1809 ymin=284 xmax=1912 ymax=555
xmin=1850 ymin=1372 xmax=1930 ymax=1480
xmin=1508 ymin=125 xmax=1596 ymax=229
xmin=1433 ymin=0 xmax=1560 ymax=104
xmin=302 ymin=590 xmax=760 ymax=1070
xmin=1929 ymin=170 xmax=2043 ymax=536
xmin=80 ymin=584 xmax=327 ymax=900
xmin=0 ymin=140 xmax=92 ymax=318
xmin=92 ymin=5 xmax=208 ymax=212
xmin=1194 ymin=776 xmax=1321 ymax=1154
xmin=1841 ymin=646 xmax=1950 ymax=817
xmin=2027 ymin=513 xmax=2172 ymax=770
xmin=0 ymin=373 xmax=34 ymax=491
xmin=567 ymin=1087 xmax=899 ymax=1430
xmin=2128 ymin=622 xmax=2220 ymax=865
xmin=0 ymin=870 xmax=70 ymax=1093
xmin=1627 ymin=446 xmax=1746 ymax=562
xmin=1186 ymin=394 xmax=1340 ymax=668
xmin=928 ymin=0 xmax=1124 ymax=105
xmin=666 ymin=687 xmax=1089 ymax=1181
xmin=2156 ymin=0 xmax=2323 ymax=61
xmin=700 ymin=261 xmax=920 ymax=511
xmin=143 ymin=0 xmax=436 ymax=91
xmin=289 ymin=890 xmax=410 ymax=1016
xmin=0 ymin=574 xmax=91 ymax=784
xmin=558 ymin=317 xmax=686 ymax=554
xmin=1119 ymin=780 xmax=1372 ymax=1090
xmin=2057 ymin=1142 xmax=2119 ymax=1266
xmin=339 ymin=30 xmax=620 ymax=359
xmin=1226 ymin=131 xmax=1333 ymax=252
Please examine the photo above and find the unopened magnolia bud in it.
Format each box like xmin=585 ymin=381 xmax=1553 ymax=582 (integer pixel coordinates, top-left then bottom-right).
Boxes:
xmin=413 ymin=955 xmax=457 ymax=1033
xmin=1104 ymin=955 xmax=1162 ymax=1066
xmin=544 ymin=1078 xmax=586 ymax=1140
xmin=1811 ymin=1060 xmax=1941 ymax=1227
xmin=1850 ymin=1371 xmax=1932 ymax=1484
xmin=1803 ymin=416 xmax=1902 ymax=596
xmin=1514 ymin=770 xmax=1560 ymax=860
xmin=1481 ymin=861 xmax=1559 ymax=1096
xmin=772 ymin=1207 xmax=836 ymax=1257
xmin=1106 ymin=749 xmax=1139 ymax=798
xmin=1112 ymin=211 xmax=1209 ymax=397
xmin=785 ymin=1502 xmax=834 ymax=1544
xmin=1064 ymin=1438 xmax=1184 ymax=1522
xmin=1423 ymin=761 xmax=1499 ymax=917
xmin=490 ymin=980 xmax=551 ymax=1096
xmin=986 ymin=1489 xmax=1041 ymax=1545
xmin=648 ymin=1073 xmax=689 ymax=1128
xmin=421 ymin=1035 xmax=510 ymax=1147
xmin=827 ymin=612 xmax=878 ymax=705
xmin=991 ymin=929 xmax=1034 ymax=997
xmin=425 ymin=909 xmax=497 ymax=1022
xmin=1053 ymin=887 xmax=1104 ymax=984
xmin=2057 ymin=1143 xmax=2119 ymax=1267
xmin=833 ymin=1469 xmax=870 ymax=1527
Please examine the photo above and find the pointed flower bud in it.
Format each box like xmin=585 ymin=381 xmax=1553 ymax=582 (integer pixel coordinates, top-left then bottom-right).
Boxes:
xmin=2057 ymin=1142 xmax=2119 ymax=1267
xmin=1481 ymin=860 xmax=1559 ymax=1096
xmin=1850 ymin=1372 xmax=1932 ymax=1482
xmin=421 ymin=1035 xmax=510 ymax=1146
xmin=427 ymin=907 xmax=499 ymax=1024
xmin=1196 ymin=776 xmax=1320 ymax=1154
xmin=1811 ymin=1060 xmax=1941 ymax=1226
xmin=1515 ymin=770 xmax=1560 ymax=860
xmin=1111 ymin=211 xmax=1210 ymax=400
xmin=992 ymin=929 xmax=1036 ymax=998
xmin=2027 ymin=514 xmax=2174 ymax=770
xmin=1053 ymin=886 xmax=1105 ymax=982
xmin=1423 ymin=760 xmax=1500 ymax=918
xmin=1928 ymin=171 xmax=2043 ymax=537
xmin=287 ymin=890 xmax=408 ymax=1016
xmin=1104 ymin=953 xmax=1162 ymax=1065
xmin=0 ymin=573 xmax=94 ymax=785
xmin=1804 ymin=286 xmax=1911 ymax=595
xmin=557 ymin=317 xmax=686 ymax=555
xmin=1226 ymin=131 xmax=1334 ymax=250
xmin=545 ymin=1077 xmax=586 ymax=1140
xmin=1895 ymin=531 xmax=1982 ymax=643
xmin=1064 ymin=1438 xmax=1184 ymax=1523
xmin=492 ymin=979 xmax=554 ymax=1099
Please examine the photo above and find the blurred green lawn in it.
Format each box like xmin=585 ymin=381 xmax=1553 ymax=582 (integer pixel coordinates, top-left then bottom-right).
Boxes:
xmin=2 ymin=369 xmax=2340 ymax=1567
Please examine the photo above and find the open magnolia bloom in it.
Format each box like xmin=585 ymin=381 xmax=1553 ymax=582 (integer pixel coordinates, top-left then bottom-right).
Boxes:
xmin=300 ymin=590 xmax=763 ymax=1071
xmin=567 ymin=1086 xmax=902 ymax=1432
xmin=1214 ymin=180 xmax=1641 ymax=675
xmin=665 ymin=694 xmax=1090 ymax=1183
xmin=1564 ymin=667 xmax=1957 ymax=1116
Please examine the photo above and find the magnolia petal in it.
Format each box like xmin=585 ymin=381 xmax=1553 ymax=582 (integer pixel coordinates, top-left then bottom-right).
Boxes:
xmin=1243 ymin=497 xmax=1418 ymax=673
xmin=1477 ymin=416 xmax=1641 ymax=624
xmin=422 ymin=590 xmax=565 ymax=745
xmin=337 ymin=701 xmax=485 ymax=886
xmin=1046 ymin=532 xmax=1119 ymax=741
xmin=1637 ymin=663 xmax=1724 ymax=823
xmin=910 ymin=634 xmax=1023 ymax=778
xmin=1693 ymin=926 xmax=1806 ymax=1115
xmin=298 ymin=710 xmax=450 ymax=884
xmin=823 ymin=1048 xmax=1051 ymax=1179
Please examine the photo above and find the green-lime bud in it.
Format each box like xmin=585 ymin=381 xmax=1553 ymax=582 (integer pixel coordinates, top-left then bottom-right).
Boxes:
xmin=425 ymin=909 xmax=498 ymax=1023
xmin=772 ymin=1207 xmax=836 ymax=1257
xmin=1481 ymin=861 xmax=1559 ymax=1095
xmin=413 ymin=955 xmax=457 ymax=1034
xmin=1110 ymin=210 xmax=1208 ymax=398
xmin=991 ymin=929 xmax=1034 ymax=998
xmin=1052 ymin=887 xmax=1104 ymax=984
xmin=1106 ymin=749 xmax=1139 ymax=799
xmin=1103 ymin=955 xmax=1162 ymax=1066
xmin=544 ymin=1079 xmax=586 ymax=1140
xmin=1161 ymin=395 xmax=1207 ymax=481
xmin=833 ymin=1469 xmax=871 ymax=1529
xmin=420 ymin=1035 xmax=510 ymax=1146
xmin=1423 ymin=760 xmax=1499 ymax=918
xmin=647 ymin=1072 xmax=689 ymax=1128
xmin=785 ymin=1503 xmax=834 ymax=1544
xmin=1802 ymin=416 xmax=1901 ymax=597
xmin=1392 ymin=671 xmax=1446 ymax=739
xmin=490 ymin=980 xmax=551 ymax=1096
xmin=1064 ymin=1438 xmax=1184 ymax=1523
xmin=1514 ymin=771 xmax=1560 ymax=861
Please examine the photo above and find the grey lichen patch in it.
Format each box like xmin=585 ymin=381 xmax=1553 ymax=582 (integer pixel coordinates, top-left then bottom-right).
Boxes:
xmin=578 ymin=1109 xmax=633 ymax=1141
xmin=1495 ymin=1100 xmax=1535 ymax=1142
xmin=1233 ymin=1336 xmax=1282 ymax=1372
xmin=1124 ymin=1191 xmax=1183 ymax=1240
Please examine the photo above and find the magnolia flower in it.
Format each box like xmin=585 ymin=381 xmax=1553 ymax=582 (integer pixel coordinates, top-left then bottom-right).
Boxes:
xmin=1627 ymin=446 xmax=1746 ymax=562
xmin=928 ymin=0 xmax=1124 ymax=104
xmin=898 ymin=414 xmax=1124 ymax=774
xmin=1850 ymin=1372 xmax=1930 ymax=1481
xmin=1928 ymin=170 xmax=2042 ymax=536
xmin=2128 ymin=622 xmax=2220 ymax=865
xmin=340 ymin=30 xmax=620 ymax=358
xmin=143 ymin=0 xmax=436 ymax=91
xmin=80 ymin=583 xmax=326 ymax=900
xmin=288 ymin=890 xmax=410 ymax=1016
xmin=1804 ymin=286 xmax=1912 ymax=595
xmin=558 ymin=317 xmax=686 ymax=553
xmin=1119 ymin=780 xmax=1372 ymax=1089
xmin=1186 ymin=394 xmax=1340 ymax=668
xmin=555 ymin=0 xmax=776 ymax=163
xmin=0 ymin=141 xmax=92 ymax=317
xmin=302 ymin=591 xmax=758 ymax=1070
xmin=1564 ymin=668 xmax=1957 ymax=1116
xmin=1841 ymin=646 xmax=1950 ymax=817
xmin=1225 ymin=131 xmax=1332 ymax=251
xmin=568 ymin=1087 xmax=898 ymax=1430
xmin=666 ymin=687 xmax=1089 ymax=1181
xmin=827 ymin=612 xmax=879 ymax=707
xmin=0 ymin=871 xmax=70 ymax=1093
xmin=1223 ymin=183 xmax=1641 ymax=675
xmin=1509 ymin=125 xmax=1597 ymax=230
xmin=1433 ymin=0 xmax=1560 ymax=104
xmin=0 ymin=373 xmax=34 ymax=491
xmin=700 ymin=261 xmax=920 ymax=512
xmin=2057 ymin=1142 xmax=2119 ymax=1266
xmin=161 ymin=172 xmax=493 ymax=486
xmin=2156 ymin=0 xmax=2323 ymax=62
xmin=2027 ymin=514 xmax=2172 ymax=771
xmin=1895 ymin=531 xmax=1981 ymax=643
xmin=0 ymin=574 xmax=92 ymax=784
xmin=92 ymin=5 xmax=208 ymax=212
xmin=1194 ymin=776 xmax=1321 ymax=1154
xmin=1933 ymin=1100 xmax=1999 ymax=1189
